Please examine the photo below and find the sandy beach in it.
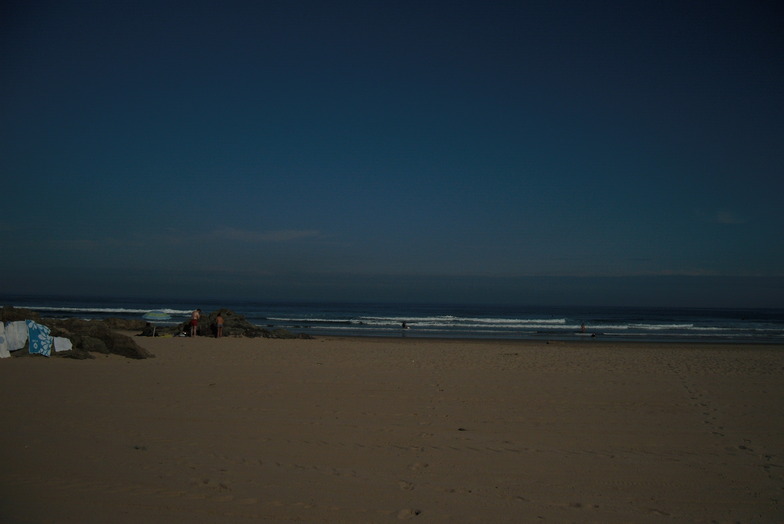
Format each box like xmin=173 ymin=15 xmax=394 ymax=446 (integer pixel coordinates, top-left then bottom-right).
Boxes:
xmin=1 ymin=335 xmax=782 ymax=523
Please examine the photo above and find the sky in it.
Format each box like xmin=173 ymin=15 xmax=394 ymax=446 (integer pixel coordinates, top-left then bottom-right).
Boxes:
xmin=1 ymin=0 xmax=783 ymax=307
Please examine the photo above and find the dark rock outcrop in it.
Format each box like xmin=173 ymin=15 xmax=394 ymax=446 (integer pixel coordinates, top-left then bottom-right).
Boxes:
xmin=139 ymin=308 xmax=311 ymax=339
xmin=1 ymin=307 xmax=154 ymax=360
xmin=203 ymin=308 xmax=268 ymax=338
xmin=1 ymin=306 xmax=41 ymax=323
xmin=1 ymin=305 xmax=311 ymax=361
xmin=44 ymin=318 xmax=155 ymax=360
xmin=102 ymin=317 xmax=147 ymax=331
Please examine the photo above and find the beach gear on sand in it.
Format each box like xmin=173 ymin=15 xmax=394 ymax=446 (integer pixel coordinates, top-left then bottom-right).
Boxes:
xmin=5 ymin=321 xmax=28 ymax=351
xmin=143 ymin=311 xmax=172 ymax=321
xmin=143 ymin=310 xmax=172 ymax=337
xmin=54 ymin=337 xmax=73 ymax=352
xmin=0 ymin=322 xmax=73 ymax=358
xmin=26 ymin=320 xmax=53 ymax=357
xmin=0 ymin=323 xmax=9 ymax=358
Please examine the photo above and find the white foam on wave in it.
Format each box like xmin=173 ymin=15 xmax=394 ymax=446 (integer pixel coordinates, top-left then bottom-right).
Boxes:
xmin=267 ymin=315 xmax=566 ymax=327
xmin=28 ymin=306 xmax=191 ymax=316
xmin=586 ymin=323 xmax=696 ymax=331
xmin=361 ymin=315 xmax=566 ymax=325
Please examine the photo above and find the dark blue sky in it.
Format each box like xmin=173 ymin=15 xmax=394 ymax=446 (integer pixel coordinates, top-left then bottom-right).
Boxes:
xmin=2 ymin=1 xmax=783 ymax=306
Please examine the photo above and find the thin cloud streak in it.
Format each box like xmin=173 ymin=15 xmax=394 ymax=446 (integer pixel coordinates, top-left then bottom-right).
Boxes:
xmin=695 ymin=209 xmax=749 ymax=225
xmin=44 ymin=228 xmax=322 ymax=258
xmin=210 ymin=228 xmax=321 ymax=243
xmin=713 ymin=211 xmax=747 ymax=225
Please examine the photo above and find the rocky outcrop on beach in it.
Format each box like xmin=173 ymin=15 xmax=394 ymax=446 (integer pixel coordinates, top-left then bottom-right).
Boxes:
xmin=1 ymin=306 xmax=153 ymax=360
xmin=46 ymin=318 xmax=154 ymax=360
xmin=140 ymin=308 xmax=311 ymax=339
xmin=102 ymin=317 xmax=148 ymax=331
xmin=1 ymin=305 xmax=41 ymax=323
xmin=1 ymin=306 xmax=310 ymax=361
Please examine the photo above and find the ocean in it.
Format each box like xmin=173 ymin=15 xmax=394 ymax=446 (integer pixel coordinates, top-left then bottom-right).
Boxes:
xmin=2 ymin=295 xmax=783 ymax=344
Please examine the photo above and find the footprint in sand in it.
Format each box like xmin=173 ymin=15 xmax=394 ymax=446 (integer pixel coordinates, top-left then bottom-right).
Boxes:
xmin=398 ymin=480 xmax=414 ymax=490
xmin=397 ymin=508 xmax=422 ymax=519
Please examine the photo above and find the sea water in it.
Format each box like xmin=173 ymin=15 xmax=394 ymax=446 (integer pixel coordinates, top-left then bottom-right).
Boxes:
xmin=2 ymin=295 xmax=783 ymax=344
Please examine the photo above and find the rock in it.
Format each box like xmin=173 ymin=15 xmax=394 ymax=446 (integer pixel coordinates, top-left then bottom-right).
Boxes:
xmin=1 ymin=305 xmax=310 ymax=360
xmin=139 ymin=309 xmax=312 ymax=339
xmin=2 ymin=306 xmax=152 ymax=359
xmin=0 ymin=306 xmax=41 ymax=323
xmin=42 ymin=318 xmax=154 ymax=359
xmin=203 ymin=308 xmax=268 ymax=338
xmin=73 ymin=336 xmax=105 ymax=357
xmin=102 ymin=317 xmax=147 ymax=331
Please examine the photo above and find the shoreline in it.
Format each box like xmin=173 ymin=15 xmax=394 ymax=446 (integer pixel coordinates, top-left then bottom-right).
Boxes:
xmin=307 ymin=333 xmax=784 ymax=347
xmin=1 ymin=336 xmax=782 ymax=522
xmin=4 ymin=299 xmax=782 ymax=345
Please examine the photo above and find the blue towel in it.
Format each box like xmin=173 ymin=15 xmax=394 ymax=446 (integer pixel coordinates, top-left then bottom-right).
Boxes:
xmin=26 ymin=320 xmax=53 ymax=357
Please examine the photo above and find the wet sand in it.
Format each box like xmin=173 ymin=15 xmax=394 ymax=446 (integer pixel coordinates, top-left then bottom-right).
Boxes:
xmin=1 ymin=335 xmax=782 ymax=523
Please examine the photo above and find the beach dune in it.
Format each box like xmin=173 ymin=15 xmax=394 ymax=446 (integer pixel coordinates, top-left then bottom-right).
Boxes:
xmin=1 ymin=336 xmax=782 ymax=523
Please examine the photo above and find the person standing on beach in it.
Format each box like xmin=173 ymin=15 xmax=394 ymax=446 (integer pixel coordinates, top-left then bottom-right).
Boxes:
xmin=190 ymin=309 xmax=201 ymax=337
xmin=216 ymin=313 xmax=224 ymax=338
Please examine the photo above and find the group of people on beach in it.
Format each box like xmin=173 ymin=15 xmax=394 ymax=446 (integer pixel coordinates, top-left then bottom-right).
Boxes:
xmin=190 ymin=309 xmax=224 ymax=338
